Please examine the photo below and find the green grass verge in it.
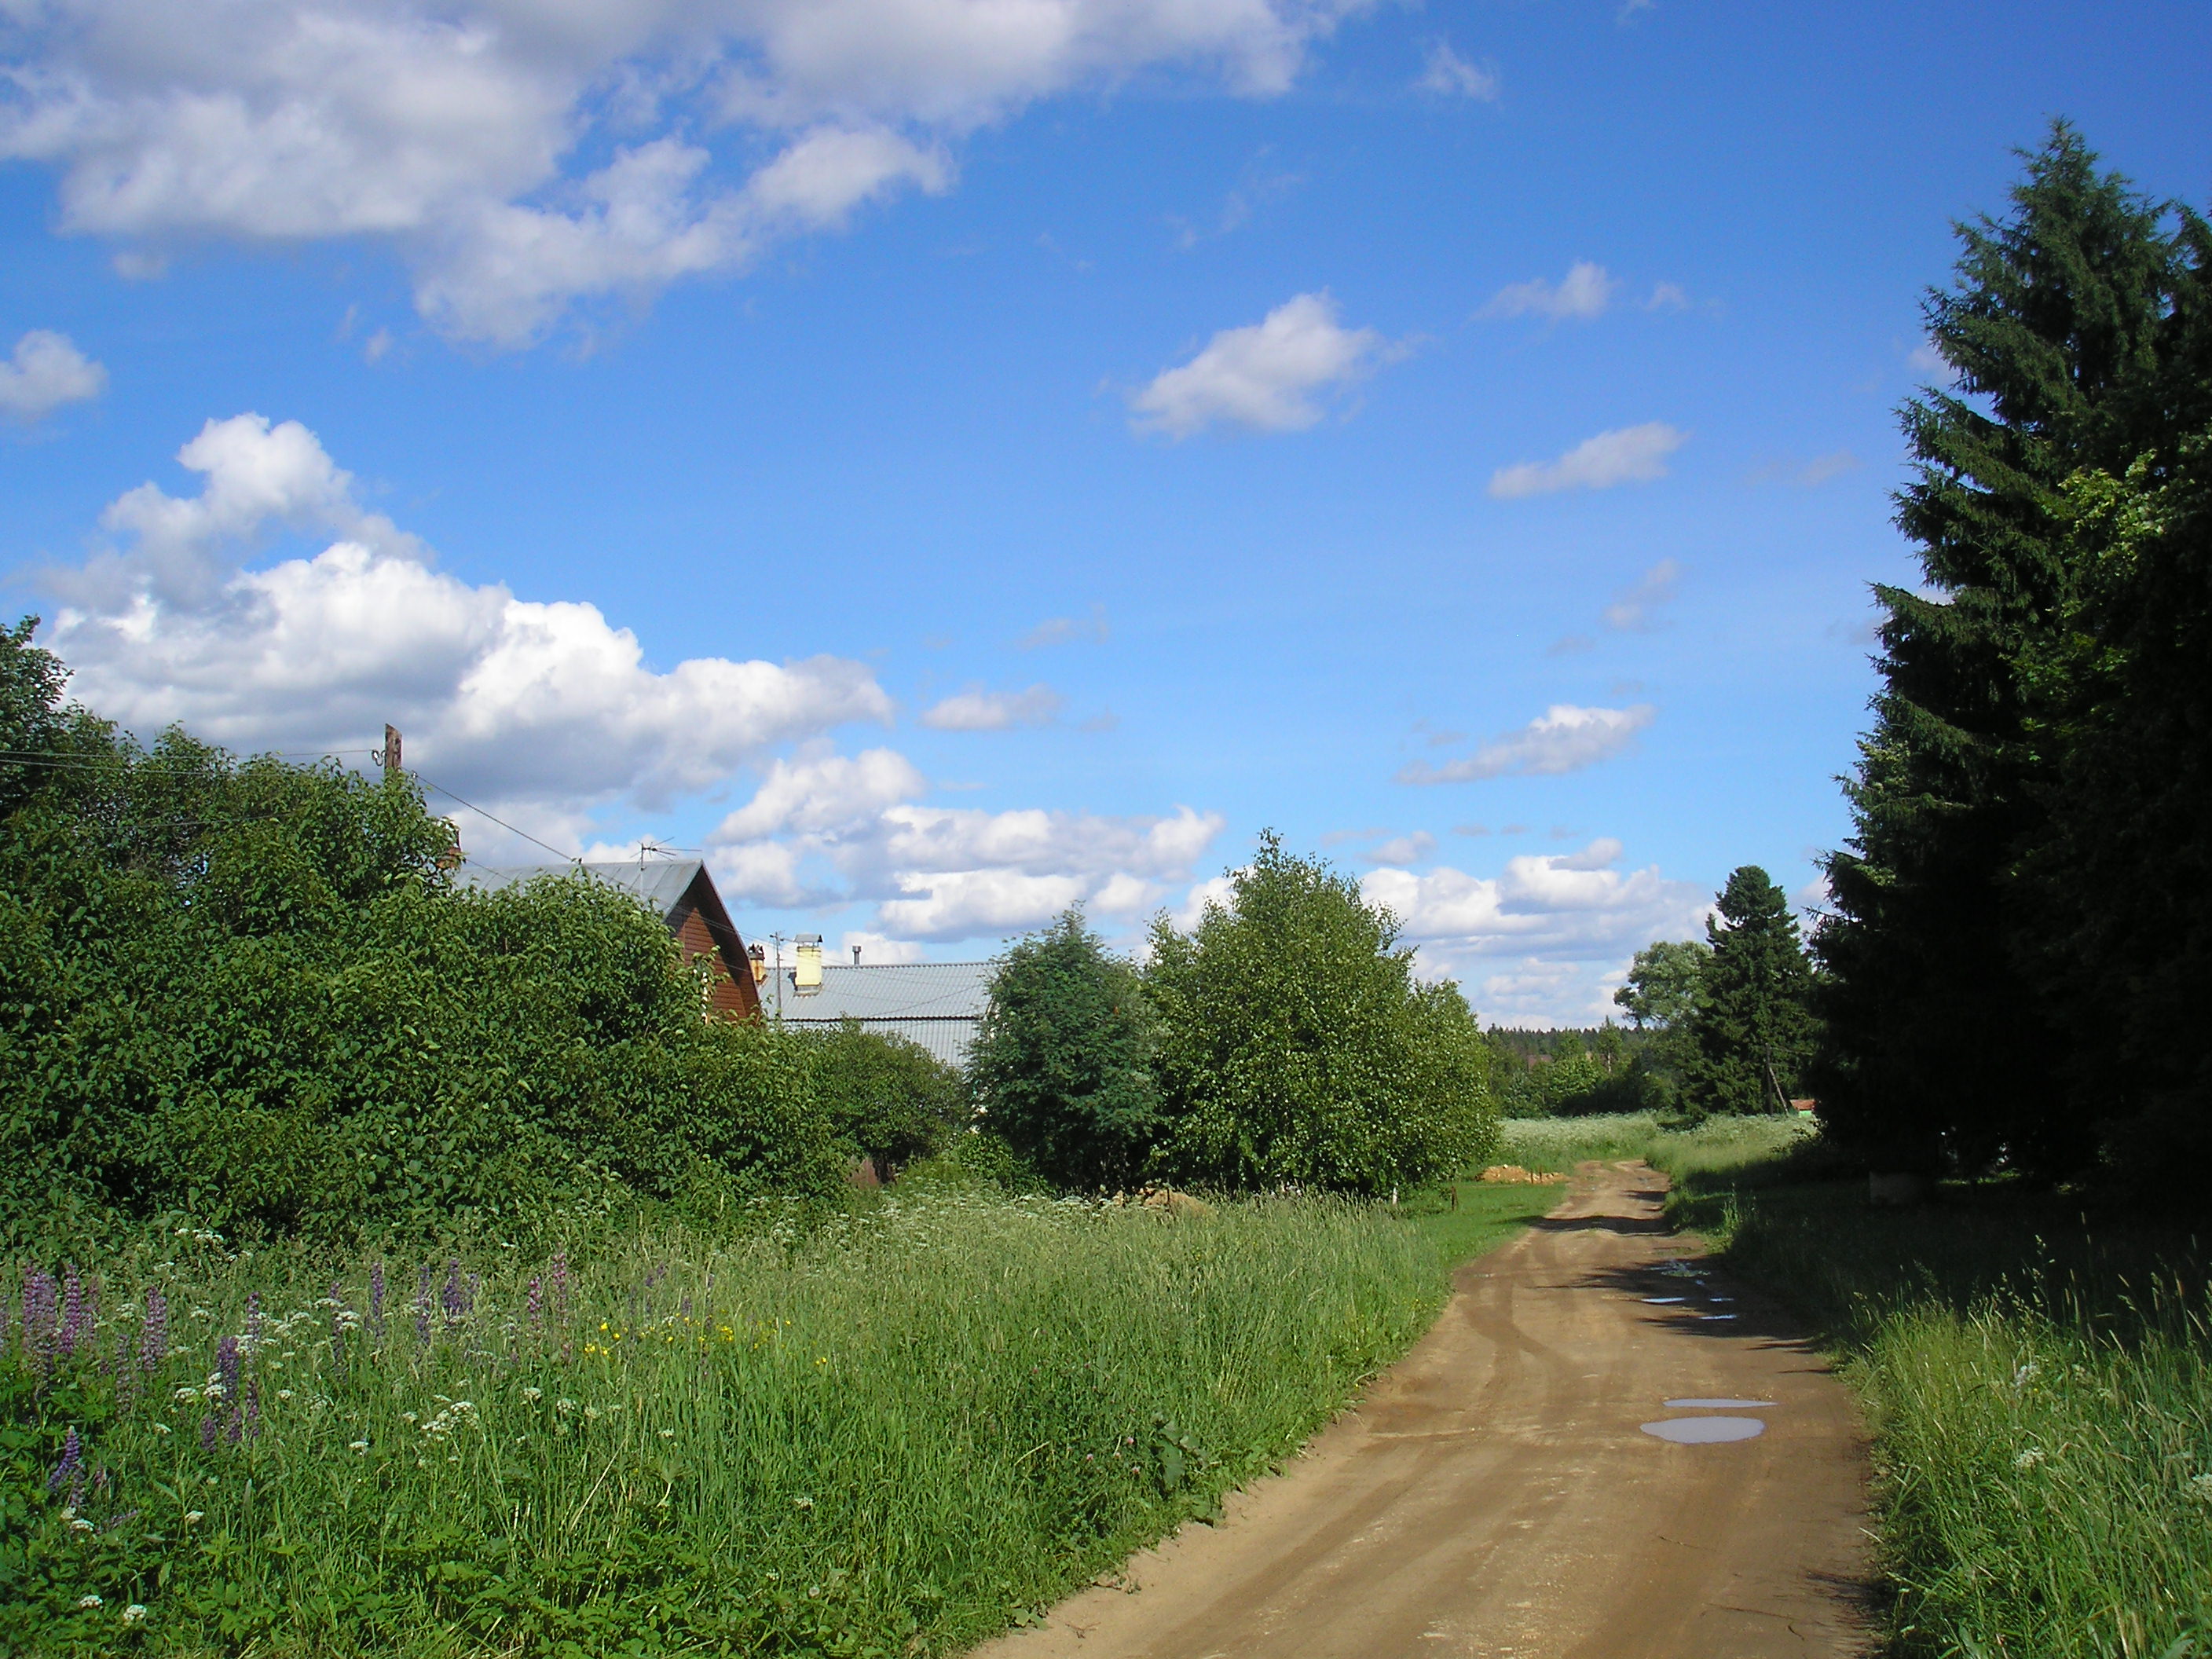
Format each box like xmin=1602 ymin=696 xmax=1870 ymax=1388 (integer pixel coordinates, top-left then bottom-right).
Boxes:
xmin=9 ymin=1185 xmax=1470 ymax=1658
xmin=1390 ymin=1181 xmax=1565 ymax=1267
xmin=1665 ymin=1145 xmax=2212 ymax=1658
xmin=1494 ymin=1110 xmax=1811 ymax=1177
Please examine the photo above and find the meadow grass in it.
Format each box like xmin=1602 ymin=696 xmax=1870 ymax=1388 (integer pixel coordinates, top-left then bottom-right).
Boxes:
xmin=1493 ymin=1110 xmax=1810 ymax=1177
xmin=8 ymin=1184 xmax=1459 ymax=1657
xmin=1668 ymin=1151 xmax=2212 ymax=1657
xmin=1389 ymin=1181 xmax=1564 ymax=1268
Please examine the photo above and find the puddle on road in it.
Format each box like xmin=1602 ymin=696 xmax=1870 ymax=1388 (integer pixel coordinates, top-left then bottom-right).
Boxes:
xmin=1700 ymin=1313 xmax=1738 ymax=1321
xmin=1641 ymin=1416 xmax=1766 ymax=1444
xmin=1664 ymin=1398 xmax=1774 ymax=1409
xmin=1642 ymin=1295 xmax=1686 ymax=1303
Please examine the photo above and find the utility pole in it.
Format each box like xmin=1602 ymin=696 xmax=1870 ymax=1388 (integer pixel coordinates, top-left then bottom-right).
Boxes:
xmin=380 ymin=724 xmax=402 ymax=774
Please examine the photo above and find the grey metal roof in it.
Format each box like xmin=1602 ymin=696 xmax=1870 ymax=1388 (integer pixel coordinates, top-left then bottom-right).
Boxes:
xmin=457 ymin=859 xmax=706 ymax=918
xmin=769 ymin=961 xmax=996 ymax=1068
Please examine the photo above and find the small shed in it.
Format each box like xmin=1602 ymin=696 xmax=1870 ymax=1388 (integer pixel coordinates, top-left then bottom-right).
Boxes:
xmin=462 ymin=859 xmax=762 ymax=1020
xmin=767 ymin=960 xmax=994 ymax=1068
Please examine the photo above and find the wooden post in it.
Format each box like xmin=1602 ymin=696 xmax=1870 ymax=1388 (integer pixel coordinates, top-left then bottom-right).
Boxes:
xmin=381 ymin=724 xmax=403 ymax=773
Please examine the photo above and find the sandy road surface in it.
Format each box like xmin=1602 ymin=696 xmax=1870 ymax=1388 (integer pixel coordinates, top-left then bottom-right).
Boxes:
xmin=972 ymin=1161 xmax=1872 ymax=1659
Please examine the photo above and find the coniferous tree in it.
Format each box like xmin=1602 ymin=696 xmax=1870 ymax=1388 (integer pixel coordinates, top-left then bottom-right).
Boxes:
xmin=1813 ymin=124 xmax=2185 ymax=1174
xmin=1684 ymin=867 xmax=1817 ymax=1116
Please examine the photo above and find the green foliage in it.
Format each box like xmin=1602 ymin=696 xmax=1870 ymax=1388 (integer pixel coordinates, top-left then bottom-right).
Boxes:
xmin=969 ymin=911 xmax=1163 ymax=1190
xmin=1670 ymin=1145 xmax=2212 ymax=1659
xmin=1 ymin=1193 xmax=1448 ymax=1656
xmin=1485 ymin=1024 xmax=1662 ymax=1118
xmin=1814 ymin=123 xmax=2212 ymax=1178
xmin=802 ymin=1019 xmax=967 ymax=1177
xmin=1683 ymin=866 xmax=1818 ymax=1116
xmin=1144 ymin=834 xmax=1494 ymax=1193
xmin=0 ymin=628 xmax=842 ymax=1243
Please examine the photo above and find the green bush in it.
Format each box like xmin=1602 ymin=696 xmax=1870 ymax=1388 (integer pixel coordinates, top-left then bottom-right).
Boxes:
xmin=1145 ymin=833 xmax=1495 ymax=1193
xmin=970 ymin=912 xmax=1163 ymax=1191
xmin=800 ymin=1018 xmax=968 ymax=1177
xmin=0 ymin=626 xmax=842 ymax=1244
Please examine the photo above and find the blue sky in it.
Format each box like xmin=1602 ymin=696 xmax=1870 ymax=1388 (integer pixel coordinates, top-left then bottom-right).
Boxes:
xmin=3 ymin=0 xmax=2207 ymax=1022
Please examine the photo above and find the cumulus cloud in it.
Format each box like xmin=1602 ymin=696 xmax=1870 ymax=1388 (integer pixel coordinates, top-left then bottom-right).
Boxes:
xmin=709 ymin=747 xmax=1225 ymax=939
xmin=35 ymin=413 xmax=893 ymax=820
xmin=0 ymin=0 xmax=1368 ymax=346
xmin=0 ymin=330 xmax=107 ymax=421
xmin=1397 ymin=704 xmax=1654 ymax=785
xmin=1363 ymin=837 xmax=1709 ymax=1022
xmin=917 ymin=683 xmax=1064 ymax=731
xmin=1600 ymin=558 xmax=1681 ymax=632
xmin=1488 ymin=422 xmax=1686 ymax=499
xmin=1130 ymin=291 xmax=1388 ymax=437
xmin=1481 ymin=261 xmax=1616 ymax=322
xmin=1417 ymin=42 xmax=1499 ymax=100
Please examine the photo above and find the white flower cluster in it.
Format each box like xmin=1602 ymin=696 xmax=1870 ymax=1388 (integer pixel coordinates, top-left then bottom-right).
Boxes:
xmin=419 ymin=1399 xmax=478 ymax=1441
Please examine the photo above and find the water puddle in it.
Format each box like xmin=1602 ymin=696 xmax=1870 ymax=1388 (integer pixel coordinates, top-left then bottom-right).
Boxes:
xmin=1641 ymin=1416 xmax=1766 ymax=1444
xmin=1642 ymin=1295 xmax=1686 ymax=1304
xmin=1664 ymin=1398 xmax=1774 ymax=1409
xmin=1699 ymin=1313 xmax=1738 ymax=1321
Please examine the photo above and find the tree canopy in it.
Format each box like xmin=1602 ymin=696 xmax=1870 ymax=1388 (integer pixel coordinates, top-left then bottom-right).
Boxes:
xmin=1144 ymin=833 xmax=1493 ymax=1193
xmin=1685 ymin=867 xmax=1817 ymax=1117
xmin=1813 ymin=123 xmax=2212 ymax=1179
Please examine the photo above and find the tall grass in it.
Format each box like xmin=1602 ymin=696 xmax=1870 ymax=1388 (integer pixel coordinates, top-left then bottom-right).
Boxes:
xmin=1493 ymin=1111 xmax=1810 ymax=1177
xmin=1672 ymin=1160 xmax=2212 ymax=1657
xmin=8 ymin=1188 xmax=1445 ymax=1657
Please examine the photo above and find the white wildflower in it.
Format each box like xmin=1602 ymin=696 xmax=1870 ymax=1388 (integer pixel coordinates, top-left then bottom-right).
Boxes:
xmin=122 ymin=1604 xmax=148 ymax=1625
xmin=152 ymin=1423 xmax=172 ymax=1435
xmin=276 ymin=1390 xmax=294 ymax=1403
xmin=2014 ymin=1448 xmax=2045 ymax=1470
xmin=2012 ymin=1363 xmax=2039 ymax=1388
xmin=77 ymin=1594 xmax=101 ymax=1608
xmin=70 ymin=1518 xmax=93 ymax=1532
xmin=183 ymin=1511 xmax=203 ymax=1524
xmin=522 ymin=1387 xmax=543 ymax=1404
xmin=172 ymin=1388 xmax=200 ymax=1404
xmin=793 ymin=1496 xmax=814 ymax=1509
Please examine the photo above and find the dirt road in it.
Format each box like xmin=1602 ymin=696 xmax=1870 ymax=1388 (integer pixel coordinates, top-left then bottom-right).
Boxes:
xmin=972 ymin=1161 xmax=1872 ymax=1659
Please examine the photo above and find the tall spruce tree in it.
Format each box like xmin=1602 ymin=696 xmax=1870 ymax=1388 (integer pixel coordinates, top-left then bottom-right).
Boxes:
xmin=1812 ymin=124 xmax=2184 ymax=1175
xmin=1683 ymin=867 xmax=1817 ymax=1116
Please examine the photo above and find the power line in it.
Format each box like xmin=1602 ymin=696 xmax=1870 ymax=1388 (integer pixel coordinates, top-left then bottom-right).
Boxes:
xmin=413 ymin=775 xmax=579 ymax=864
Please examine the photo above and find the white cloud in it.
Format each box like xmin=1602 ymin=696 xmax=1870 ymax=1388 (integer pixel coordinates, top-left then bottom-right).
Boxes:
xmin=1481 ymin=261 xmax=1616 ymax=322
xmin=1397 ymin=704 xmax=1654 ymax=785
xmin=0 ymin=329 xmax=108 ymax=421
xmin=840 ymin=930 xmax=925 ymax=965
xmin=1364 ymin=837 xmax=1709 ymax=1023
xmin=1017 ymin=603 xmax=1109 ymax=648
xmin=1908 ymin=339 xmax=1948 ymax=377
xmin=1130 ymin=291 xmax=1388 ymax=437
xmin=1646 ymin=281 xmax=1690 ymax=311
xmin=1488 ymin=422 xmax=1686 ymax=499
xmin=917 ymin=683 xmax=1064 ymax=731
xmin=0 ymin=0 xmax=1369 ymax=346
xmin=708 ymin=749 xmax=1225 ymax=939
xmin=1364 ymin=830 xmax=1435 ymax=866
xmin=1600 ymin=558 xmax=1680 ymax=632
xmin=1417 ymin=42 xmax=1498 ymax=100
xmin=37 ymin=413 xmax=893 ymax=817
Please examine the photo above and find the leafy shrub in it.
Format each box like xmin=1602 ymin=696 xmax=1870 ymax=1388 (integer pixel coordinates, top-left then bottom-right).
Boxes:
xmin=969 ymin=912 xmax=1162 ymax=1190
xmin=801 ymin=1018 xmax=968 ymax=1177
xmin=1144 ymin=834 xmax=1495 ymax=1193
xmin=0 ymin=628 xmax=841 ymax=1244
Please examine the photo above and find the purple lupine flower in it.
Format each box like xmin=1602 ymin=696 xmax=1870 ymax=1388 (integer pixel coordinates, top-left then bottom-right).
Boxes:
xmin=138 ymin=1289 xmax=169 ymax=1382
xmin=58 ymin=1267 xmax=86 ymax=1361
xmin=46 ymin=1426 xmax=82 ymax=1500
xmin=22 ymin=1269 xmax=58 ymax=1375
xmin=200 ymin=1415 xmax=219 ymax=1451
xmin=441 ymin=1258 xmax=464 ymax=1324
xmin=368 ymin=1262 xmax=386 ymax=1339
xmin=91 ymin=1466 xmax=109 ymax=1497
xmin=526 ymin=1276 xmax=544 ymax=1350
xmin=108 ymin=1329 xmax=133 ymax=1409
xmin=244 ymin=1291 xmax=263 ymax=1353
xmin=215 ymin=1335 xmax=240 ymax=1404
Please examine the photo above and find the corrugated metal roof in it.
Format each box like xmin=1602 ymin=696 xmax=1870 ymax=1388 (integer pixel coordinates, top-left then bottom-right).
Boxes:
xmin=770 ymin=961 xmax=996 ymax=1068
xmin=457 ymin=859 xmax=705 ymax=917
